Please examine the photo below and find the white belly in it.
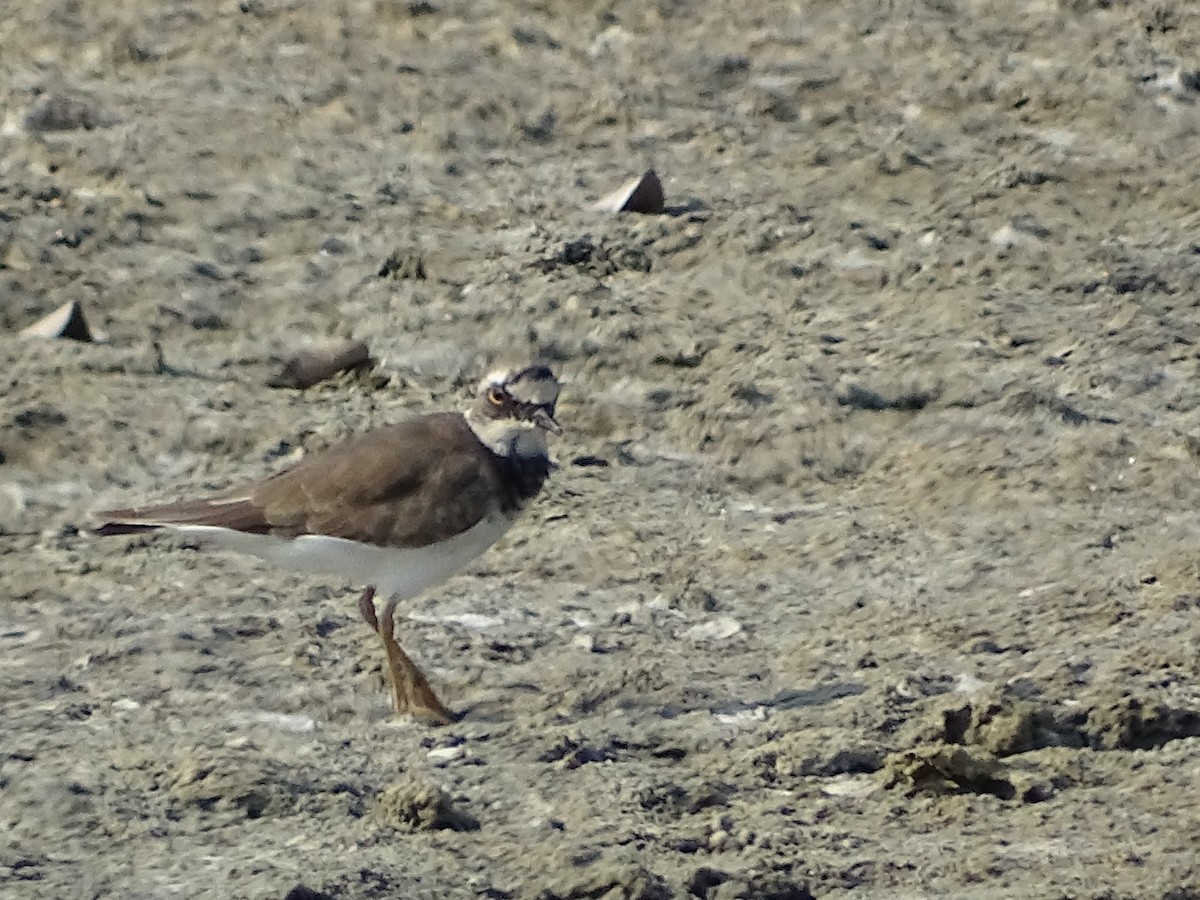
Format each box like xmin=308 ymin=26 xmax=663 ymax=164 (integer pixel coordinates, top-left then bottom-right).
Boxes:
xmin=166 ymin=513 xmax=515 ymax=600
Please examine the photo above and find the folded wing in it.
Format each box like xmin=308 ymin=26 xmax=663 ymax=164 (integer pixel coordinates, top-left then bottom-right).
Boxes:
xmin=94 ymin=413 xmax=504 ymax=550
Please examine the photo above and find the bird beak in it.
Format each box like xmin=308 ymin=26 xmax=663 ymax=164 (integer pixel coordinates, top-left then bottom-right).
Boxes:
xmin=530 ymin=405 xmax=563 ymax=435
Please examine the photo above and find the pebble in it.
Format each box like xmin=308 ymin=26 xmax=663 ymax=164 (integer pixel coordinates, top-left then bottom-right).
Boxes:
xmin=428 ymin=745 xmax=467 ymax=765
xmin=683 ymin=617 xmax=743 ymax=642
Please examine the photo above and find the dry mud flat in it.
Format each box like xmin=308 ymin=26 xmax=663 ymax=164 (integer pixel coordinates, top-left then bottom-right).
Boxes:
xmin=4 ymin=0 xmax=1200 ymax=898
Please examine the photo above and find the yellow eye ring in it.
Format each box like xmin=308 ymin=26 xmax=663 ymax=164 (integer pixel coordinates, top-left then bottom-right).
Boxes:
xmin=487 ymin=387 xmax=505 ymax=405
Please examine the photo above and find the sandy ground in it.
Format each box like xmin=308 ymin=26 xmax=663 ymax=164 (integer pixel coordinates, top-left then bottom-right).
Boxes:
xmin=4 ymin=0 xmax=1200 ymax=897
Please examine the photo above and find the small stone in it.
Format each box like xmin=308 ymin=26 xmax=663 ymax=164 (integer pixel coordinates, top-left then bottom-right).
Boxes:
xmin=835 ymin=251 xmax=888 ymax=288
xmin=268 ymin=338 xmax=372 ymax=389
xmin=24 ymin=94 xmax=119 ymax=132
xmin=820 ymin=775 xmax=876 ymax=797
xmin=244 ymin=711 xmax=317 ymax=733
xmin=572 ymin=633 xmax=597 ymax=652
xmin=707 ymin=829 xmax=731 ymax=851
xmin=683 ymin=617 xmax=742 ymax=643
xmin=427 ymin=745 xmax=467 ymax=765
xmin=283 ymin=886 xmax=333 ymax=900
xmin=378 ymin=249 xmax=427 ymax=279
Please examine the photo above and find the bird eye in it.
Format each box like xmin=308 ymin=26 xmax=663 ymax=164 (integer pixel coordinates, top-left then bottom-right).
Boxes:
xmin=487 ymin=387 xmax=505 ymax=406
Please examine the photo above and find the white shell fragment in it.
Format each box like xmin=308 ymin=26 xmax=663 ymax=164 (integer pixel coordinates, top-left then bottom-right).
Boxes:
xmin=591 ymin=169 xmax=665 ymax=214
xmin=19 ymin=300 xmax=106 ymax=343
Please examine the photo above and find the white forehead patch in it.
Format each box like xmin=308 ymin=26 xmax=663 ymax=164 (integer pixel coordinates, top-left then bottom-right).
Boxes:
xmin=480 ymin=369 xmax=510 ymax=390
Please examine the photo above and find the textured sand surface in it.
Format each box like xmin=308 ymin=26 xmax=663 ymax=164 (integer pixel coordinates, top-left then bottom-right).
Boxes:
xmin=3 ymin=1 xmax=1200 ymax=898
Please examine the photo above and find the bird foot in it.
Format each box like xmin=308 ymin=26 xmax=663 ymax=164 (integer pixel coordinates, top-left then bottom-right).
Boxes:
xmin=357 ymin=586 xmax=456 ymax=725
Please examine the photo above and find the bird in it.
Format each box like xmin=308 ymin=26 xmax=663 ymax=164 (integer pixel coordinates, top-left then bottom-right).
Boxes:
xmin=93 ymin=363 xmax=562 ymax=724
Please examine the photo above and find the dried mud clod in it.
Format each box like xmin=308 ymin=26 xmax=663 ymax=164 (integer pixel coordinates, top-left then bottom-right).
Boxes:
xmin=881 ymin=743 xmax=1055 ymax=803
xmin=747 ymin=733 xmax=886 ymax=782
xmin=374 ymin=778 xmax=479 ymax=832
xmin=283 ymin=886 xmax=333 ymax=900
xmin=835 ymin=376 xmax=939 ymax=412
xmin=294 ymin=868 xmax=404 ymax=900
xmin=377 ymin=248 xmax=427 ymax=280
xmin=635 ymin=779 xmax=732 ymax=819
xmin=938 ymin=697 xmax=1072 ymax=757
xmin=686 ymin=867 xmax=817 ymax=900
xmin=530 ymin=233 xmax=653 ymax=277
xmin=24 ymin=93 xmax=120 ymax=132
xmin=167 ymin=753 xmax=312 ymax=820
xmin=883 ymin=693 xmax=1200 ymax=805
xmin=532 ymin=856 xmax=672 ymax=900
xmin=933 ymin=694 xmax=1200 ymax=755
xmin=1086 ymin=696 xmax=1200 ymax=751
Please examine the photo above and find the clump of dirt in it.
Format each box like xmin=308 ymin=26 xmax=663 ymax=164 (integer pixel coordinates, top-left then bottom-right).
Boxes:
xmin=747 ymin=730 xmax=887 ymax=781
xmin=635 ymin=779 xmax=734 ymax=820
xmin=283 ymin=887 xmax=333 ymax=900
xmin=167 ymin=752 xmax=313 ymax=820
xmin=881 ymin=743 xmax=1065 ymax=803
xmin=295 ymin=868 xmax=410 ymax=900
xmin=1086 ymin=696 xmax=1200 ymax=751
xmin=935 ymin=695 xmax=1084 ymax=756
xmin=530 ymin=231 xmax=655 ymax=278
xmin=374 ymin=778 xmax=479 ymax=832
xmin=528 ymin=852 xmax=672 ymax=900
xmin=685 ymin=867 xmax=816 ymax=900
xmin=933 ymin=693 xmax=1200 ymax=755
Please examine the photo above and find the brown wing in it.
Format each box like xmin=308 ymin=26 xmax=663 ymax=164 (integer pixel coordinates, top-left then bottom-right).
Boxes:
xmin=95 ymin=413 xmax=504 ymax=549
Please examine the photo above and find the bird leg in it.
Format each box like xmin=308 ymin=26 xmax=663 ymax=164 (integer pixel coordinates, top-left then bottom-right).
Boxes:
xmin=356 ymin=586 xmax=454 ymax=725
